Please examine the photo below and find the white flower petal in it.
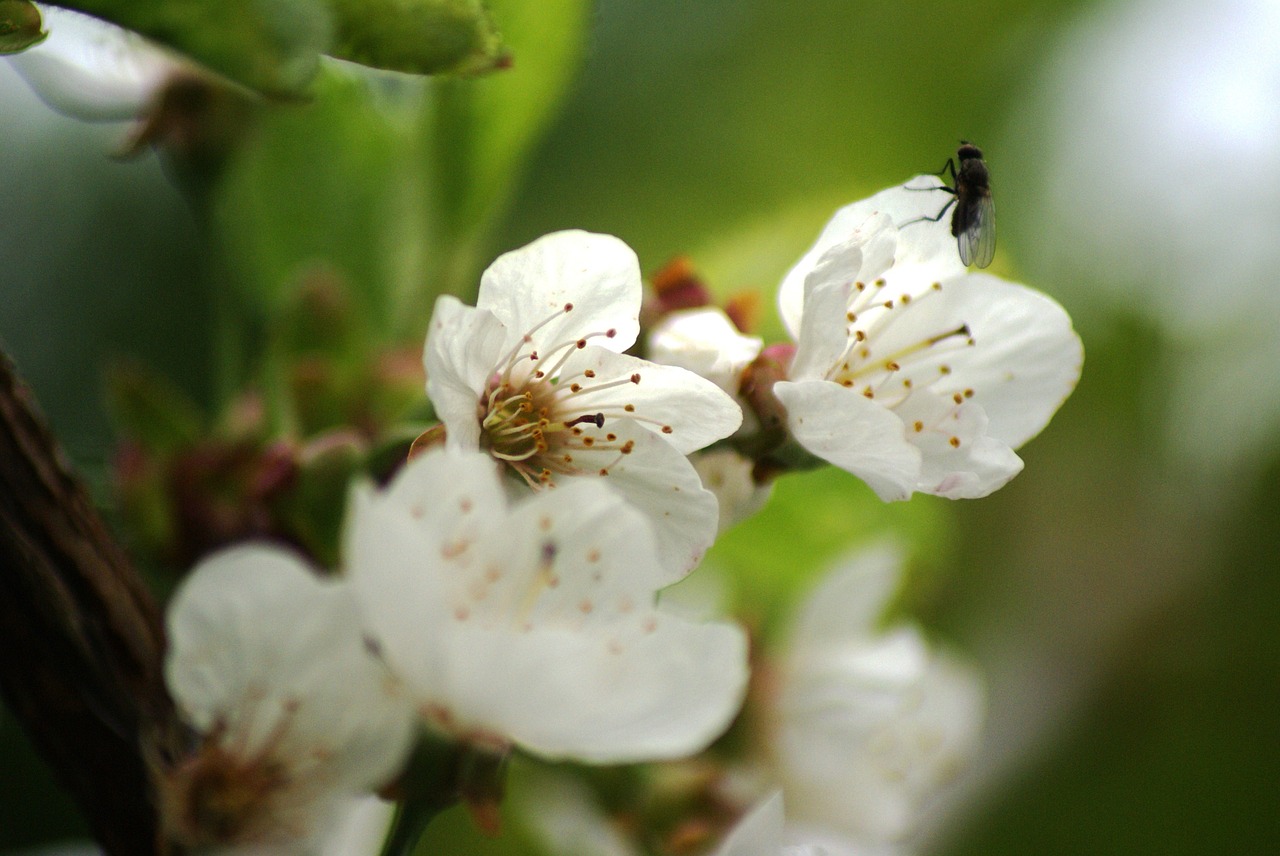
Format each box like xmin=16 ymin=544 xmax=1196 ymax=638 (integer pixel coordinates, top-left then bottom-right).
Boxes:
xmin=345 ymin=486 xmax=456 ymax=701
xmin=348 ymin=450 xmax=749 ymax=764
xmin=915 ymin=273 xmax=1083 ymax=447
xmin=780 ymin=186 xmax=965 ymax=337
xmin=316 ymin=796 xmax=397 ymax=856
xmin=164 ymin=546 xmax=415 ymax=847
xmin=713 ymin=791 xmax=787 ymax=856
xmin=893 ymin=392 xmax=1024 ymax=499
xmin=434 ymin=611 xmax=747 ymax=763
xmin=788 ymin=279 xmax=861 ymax=383
xmin=773 ymin=380 xmax=922 ymax=502
xmin=772 ymin=546 xmax=986 ymax=844
xmin=646 ymin=307 xmax=763 ymax=395
xmin=557 ymin=345 xmax=743 ymax=455
xmin=376 ymin=443 xmax=507 ymax=547
xmin=6 ymin=7 xmax=174 ymax=121
xmin=789 ymin=542 xmax=904 ymax=647
xmin=691 ymin=448 xmax=774 ymax=533
xmin=565 ymin=420 xmax=723 ymax=579
xmin=423 ymin=295 xmax=511 ymax=449
xmin=477 ymin=230 xmax=642 ymax=353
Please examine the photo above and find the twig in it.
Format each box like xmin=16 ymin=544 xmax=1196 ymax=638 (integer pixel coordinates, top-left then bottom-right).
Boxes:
xmin=0 ymin=351 xmax=176 ymax=855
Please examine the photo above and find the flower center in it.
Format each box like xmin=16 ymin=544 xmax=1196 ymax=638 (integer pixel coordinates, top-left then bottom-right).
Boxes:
xmin=826 ymin=279 xmax=976 ymax=410
xmin=477 ymin=304 xmax=652 ymax=487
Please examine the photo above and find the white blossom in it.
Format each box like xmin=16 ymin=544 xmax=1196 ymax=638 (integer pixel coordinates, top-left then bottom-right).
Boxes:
xmin=691 ymin=448 xmax=774 ymax=533
xmin=647 ymin=307 xmax=763 ymax=397
xmin=346 ymin=446 xmax=750 ymax=764
xmin=4 ymin=5 xmax=176 ymax=121
xmin=774 ymin=185 xmax=1082 ymax=501
xmin=711 ymin=792 xmax=883 ymax=856
xmin=765 ymin=543 xmax=984 ymax=844
xmin=162 ymin=546 xmax=416 ymax=854
xmin=424 ymin=230 xmax=743 ymax=577
xmin=646 ymin=308 xmax=772 ymax=530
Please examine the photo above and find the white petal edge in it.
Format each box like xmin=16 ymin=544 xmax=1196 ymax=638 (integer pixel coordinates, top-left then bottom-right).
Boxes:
xmin=773 ymin=380 xmax=922 ymax=502
xmin=6 ymin=6 xmax=174 ymax=121
xmin=165 ymin=545 xmax=415 ymax=795
xmin=423 ymin=294 xmax=511 ymax=450
xmin=779 ymin=183 xmax=967 ymax=338
xmin=477 ymin=230 xmax=643 ymax=353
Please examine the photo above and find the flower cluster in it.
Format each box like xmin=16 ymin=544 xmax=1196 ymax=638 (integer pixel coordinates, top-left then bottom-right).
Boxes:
xmin=157 ymin=178 xmax=1081 ymax=854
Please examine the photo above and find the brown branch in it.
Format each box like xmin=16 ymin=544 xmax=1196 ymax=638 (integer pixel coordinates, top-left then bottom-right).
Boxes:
xmin=0 ymin=351 xmax=176 ymax=854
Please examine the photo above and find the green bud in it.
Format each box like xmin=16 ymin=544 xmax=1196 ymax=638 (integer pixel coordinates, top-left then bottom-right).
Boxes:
xmin=328 ymin=0 xmax=506 ymax=76
xmin=0 ymin=0 xmax=46 ymax=54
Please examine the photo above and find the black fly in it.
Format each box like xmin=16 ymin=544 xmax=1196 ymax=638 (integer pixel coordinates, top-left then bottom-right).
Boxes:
xmin=906 ymin=142 xmax=996 ymax=268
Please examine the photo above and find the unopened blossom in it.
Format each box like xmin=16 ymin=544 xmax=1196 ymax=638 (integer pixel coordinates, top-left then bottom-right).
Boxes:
xmin=162 ymin=546 xmax=416 ymax=854
xmin=4 ymin=5 xmax=176 ymax=121
xmin=424 ymin=230 xmax=743 ymax=577
xmin=764 ymin=543 xmax=984 ymax=844
xmin=347 ymin=446 xmax=749 ymax=764
xmin=690 ymin=448 xmax=774 ymax=532
xmin=773 ymin=183 xmax=1082 ymax=501
xmin=647 ymin=307 xmax=763 ymax=397
xmin=646 ymin=308 xmax=773 ymax=530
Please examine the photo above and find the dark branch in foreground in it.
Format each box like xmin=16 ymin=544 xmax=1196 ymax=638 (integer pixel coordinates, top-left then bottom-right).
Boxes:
xmin=0 ymin=352 xmax=176 ymax=855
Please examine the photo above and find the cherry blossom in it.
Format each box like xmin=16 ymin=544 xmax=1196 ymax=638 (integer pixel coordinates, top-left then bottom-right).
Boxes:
xmin=162 ymin=546 xmax=416 ymax=854
xmin=347 ymin=446 xmax=750 ymax=764
xmin=773 ymin=184 xmax=1082 ymax=501
xmin=424 ymin=230 xmax=743 ymax=576
xmin=764 ymin=543 xmax=984 ymax=844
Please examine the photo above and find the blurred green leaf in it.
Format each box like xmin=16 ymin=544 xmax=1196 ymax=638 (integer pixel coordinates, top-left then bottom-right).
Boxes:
xmin=412 ymin=0 xmax=590 ymax=314
xmin=57 ymin=0 xmax=329 ymax=96
xmin=328 ymin=0 xmax=505 ymax=75
xmin=709 ymin=467 xmax=954 ymax=639
xmin=213 ymin=64 xmax=427 ymax=337
xmin=105 ymin=359 xmax=205 ymax=451
xmin=0 ymin=0 xmax=45 ymax=54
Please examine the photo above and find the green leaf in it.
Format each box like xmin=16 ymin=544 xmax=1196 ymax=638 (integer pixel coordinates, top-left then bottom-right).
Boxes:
xmin=328 ymin=0 xmax=505 ymax=76
xmin=105 ymin=359 xmax=206 ymax=452
xmin=410 ymin=0 xmax=590 ymax=315
xmin=213 ymin=64 xmax=427 ymax=335
xmin=0 ymin=0 xmax=46 ymax=54
xmin=51 ymin=0 xmax=330 ymax=96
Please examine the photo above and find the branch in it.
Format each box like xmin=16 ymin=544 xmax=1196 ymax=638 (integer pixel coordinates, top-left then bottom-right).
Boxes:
xmin=0 ymin=351 xmax=176 ymax=854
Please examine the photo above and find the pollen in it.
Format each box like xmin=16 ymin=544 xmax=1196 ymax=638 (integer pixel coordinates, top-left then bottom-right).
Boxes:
xmin=913 ymin=421 xmax=924 ymax=432
xmin=949 ymin=436 xmax=961 ymax=448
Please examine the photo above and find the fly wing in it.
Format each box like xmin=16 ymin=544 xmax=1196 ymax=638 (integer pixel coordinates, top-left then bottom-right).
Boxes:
xmin=955 ymin=192 xmax=996 ymax=268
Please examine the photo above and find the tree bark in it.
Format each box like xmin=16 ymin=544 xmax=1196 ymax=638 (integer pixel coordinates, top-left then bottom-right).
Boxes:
xmin=0 ymin=352 xmax=175 ymax=855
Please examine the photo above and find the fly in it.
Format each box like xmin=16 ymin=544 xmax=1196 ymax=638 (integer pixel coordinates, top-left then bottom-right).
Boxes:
xmin=905 ymin=142 xmax=996 ymax=268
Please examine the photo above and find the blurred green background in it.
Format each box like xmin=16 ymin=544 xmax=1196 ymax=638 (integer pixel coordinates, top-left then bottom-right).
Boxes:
xmin=2 ymin=0 xmax=1277 ymax=853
